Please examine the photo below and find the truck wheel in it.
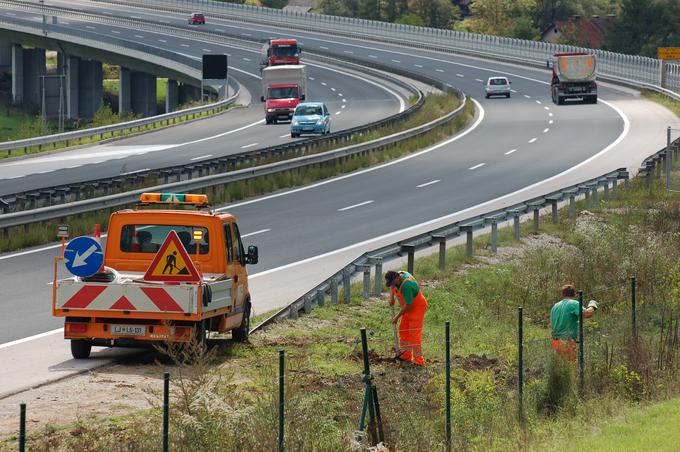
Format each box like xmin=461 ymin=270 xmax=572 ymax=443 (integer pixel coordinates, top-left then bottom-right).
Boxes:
xmin=291 ymin=133 xmax=299 ymax=138
xmin=195 ymin=320 xmax=207 ymax=353
xmin=233 ymin=303 xmax=251 ymax=342
xmin=71 ymin=339 xmax=92 ymax=359
xmin=557 ymin=96 xmax=564 ymax=106
xmin=265 ymin=118 xmax=272 ymax=125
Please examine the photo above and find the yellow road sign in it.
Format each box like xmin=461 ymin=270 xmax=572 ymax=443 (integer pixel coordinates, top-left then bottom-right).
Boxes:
xmin=658 ymin=48 xmax=680 ymax=60
xmin=144 ymin=230 xmax=200 ymax=282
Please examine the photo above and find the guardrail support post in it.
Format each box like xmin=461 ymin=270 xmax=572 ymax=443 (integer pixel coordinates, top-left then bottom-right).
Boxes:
xmin=431 ymin=235 xmax=446 ymax=271
xmin=316 ymin=289 xmax=325 ymax=308
xmin=591 ymin=183 xmax=599 ymax=208
xmin=584 ymin=188 xmax=591 ymax=209
xmin=513 ymin=214 xmax=520 ymax=241
xmin=289 ymin=304 xmax=299 ymax=320
xmin=362 ymin=265 xmax=371 ymax=300
xmin=303 ymin=296 xmax=312 ymax=314
xmin=550 ymin=200 xmax=558 ymax=224
xmin=603 ymin=180 xmax=610 ymax=201
xmin=491 ymin=220 xmax=498 ymax=253
xmin=343 ymin=269 xmax=351 ymax=304
xmin=373 ymin=258 xmax=383 ymax=296
xmin=461 ymin=226 xmax=473 ymax=258
xmin=401 ymin=244 xmax=416 ymax=274
xmin=331 ymin=278 xmax=339 ymax=304
xmin=533 ymin=208 xmax=540 ymax=231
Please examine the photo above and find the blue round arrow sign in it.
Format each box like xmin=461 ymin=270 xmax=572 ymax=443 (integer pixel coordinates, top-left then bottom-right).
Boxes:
xmin=64 ymin=236 xmax=104 ymax=278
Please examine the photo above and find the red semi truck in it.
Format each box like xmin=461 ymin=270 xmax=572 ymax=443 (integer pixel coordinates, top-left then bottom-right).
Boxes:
xmin=261 ymin=65 xmax=307 ymax=124
xmin=550 ymin=53 xmax=598 ymax=105
xmin=261 ymin=38 xmax=301 ymax=67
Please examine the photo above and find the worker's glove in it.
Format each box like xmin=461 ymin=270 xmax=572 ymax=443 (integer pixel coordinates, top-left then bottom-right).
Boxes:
xmin=587 ymin=300 xmax=599 ymax=310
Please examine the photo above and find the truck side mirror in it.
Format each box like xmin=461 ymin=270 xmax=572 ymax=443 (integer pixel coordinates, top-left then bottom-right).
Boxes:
xmin=300 ymin=94 xmax=306 ymax=101
xmin=246 ymin=245 xmax=259 ymax=265
xmin=261 ymin=96 xmax=265 ymax=102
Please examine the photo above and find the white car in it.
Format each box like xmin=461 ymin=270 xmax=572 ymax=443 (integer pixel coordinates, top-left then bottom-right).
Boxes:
xmin=484 ymin=76 xmax=511 ymax=98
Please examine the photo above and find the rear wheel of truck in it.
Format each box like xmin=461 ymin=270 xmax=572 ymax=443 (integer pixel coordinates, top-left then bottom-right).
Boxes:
xmin=71 ymin=339 xmax=92 ymax=359
xmin=233 ymin=303 xmax=251 ymax=342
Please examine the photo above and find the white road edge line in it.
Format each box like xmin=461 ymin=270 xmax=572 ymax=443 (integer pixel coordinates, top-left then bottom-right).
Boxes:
xmin=528 ymin=138 xmax=537 ymax=143
xmin=338 ymin=200 xmax=374 ymax=212
xmin=505 ymin=149 xmax=517 ymax=155
xmin=469 ymin=163 xmax=486 ymax=170
xmin=190 ymin=154 xmax=213 ymax=161
xmin=0 ymin=328 xmax=64 ymax=350
xmin=416 ymin=180 xmax=440 ymax=188
xmin=543 ymin=128 xmax=549 ymax=133
xmin=241 ymin=143 xmax=259 ymax=149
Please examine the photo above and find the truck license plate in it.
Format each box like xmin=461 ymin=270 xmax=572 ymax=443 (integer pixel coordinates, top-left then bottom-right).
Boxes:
xmin=111 ymin=324 xmax=146 ymax=336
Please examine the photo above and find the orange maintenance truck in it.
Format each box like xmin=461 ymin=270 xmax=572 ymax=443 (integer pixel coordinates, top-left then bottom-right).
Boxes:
xmin=52 ymin=193 xmax=259 ymax=359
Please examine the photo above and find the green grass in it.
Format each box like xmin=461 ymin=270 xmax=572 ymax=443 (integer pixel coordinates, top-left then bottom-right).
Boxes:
xmin=642 ymin=90 xmax=680 ymax=118
xmin=549 ymin=397 xmax=680 ymax=452
xmin=103 ymin=78 xmax=168 ymax=104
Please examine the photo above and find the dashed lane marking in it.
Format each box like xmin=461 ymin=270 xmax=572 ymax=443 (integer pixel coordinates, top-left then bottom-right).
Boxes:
xmin=338 ymin=200 xmax=374 ymax=212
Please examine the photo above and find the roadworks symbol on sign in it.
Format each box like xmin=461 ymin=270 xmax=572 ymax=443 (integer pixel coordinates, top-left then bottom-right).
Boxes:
xmin=143 ymin=230 xmax=200 ymax=282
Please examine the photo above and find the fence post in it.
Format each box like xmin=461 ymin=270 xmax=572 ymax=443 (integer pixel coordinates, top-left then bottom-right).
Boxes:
xmin=432 ymin=235 xmax=446 ymax=271
xmin=666 ymin=126 xmax=672 ymax=191
xmin=445 ymin=321 xmax=452 ymax=451
xmin=518 ymin=307 xmax=524 ymax=423
xmin=374 ymin=258 xmax=383 ymax=296
xmin=19 ymin=403 xmax=26 ymax=452
xmin=490 ymin=220 xmax=498 ymax=253
xmin=163 ymin=372 xmax=169 ymax=452
xmin=331 ymin=277 xmax=338 ymax=304
xmin=631 ymin=276 xmax=637 ymax=338
xmin=513 ymin=214 xmax=520 ymax=241
xmin=279 ymin=350 xmax=285 ymax=452
xmin=343 ymin=269 xmax=351 ymax=304
xmin=362 ymin=265 xmax=371 ymax=299
xmin=578 ymin=291 xmax=584 ymax=396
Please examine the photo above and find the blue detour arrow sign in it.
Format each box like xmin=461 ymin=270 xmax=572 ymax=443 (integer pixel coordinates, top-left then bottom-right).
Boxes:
xmin=64 ymin=236 xmax=104 ymax=278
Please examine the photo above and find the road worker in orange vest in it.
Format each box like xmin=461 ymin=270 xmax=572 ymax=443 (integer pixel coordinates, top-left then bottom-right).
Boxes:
xmin=385 ymin=270 xmax=428 ymax=366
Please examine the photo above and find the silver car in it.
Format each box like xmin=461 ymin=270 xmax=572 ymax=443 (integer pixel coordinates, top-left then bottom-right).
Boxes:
xmin=484 ymin=76 xmax=511 ymax=98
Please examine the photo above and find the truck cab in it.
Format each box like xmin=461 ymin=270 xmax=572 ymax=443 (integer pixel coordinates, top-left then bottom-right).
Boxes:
xmin=261 ymin=38 xmax=301 ymax=67
xmin=53 ymin=193 xmax=259 ymax=359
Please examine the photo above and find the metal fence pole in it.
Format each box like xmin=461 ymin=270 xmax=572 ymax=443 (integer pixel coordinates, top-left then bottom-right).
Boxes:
xmin=513 ymin=214 xmax=520 ymax=241
xmin=163 ymin=372 xmax=169 ymax=452
xmin=19 ymin=403 xmax=26 ymax=452
xmin=578 ymin=291 xmax=584 ymax=395
xmin=667 ymin=127 xmax=672 ymax=191
xmin=331 ymin=277 xmax=338 ymax=304
xmin=343 ymin=269 xmax=351 ymax=304
xmin=374 ymin=259 xmax=383 ymax=296
xmin=491 ymin=220 xmax=498 ymax=253
xmin=279 ymin=350 xmax=285 ymax=452
xmin=631 ymin=276 xmax=637 ymax=338
xmin=445 ymin=321 xmax=452 ymax=451
xmin=518 ymin=307 xmax=524 ymax=423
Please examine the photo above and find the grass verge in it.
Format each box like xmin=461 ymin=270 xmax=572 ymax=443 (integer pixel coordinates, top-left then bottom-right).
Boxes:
xmin=0 ymin=92 xmax=471 ymax=253
xmin=3 ymin=154 xmax=680 ymax=451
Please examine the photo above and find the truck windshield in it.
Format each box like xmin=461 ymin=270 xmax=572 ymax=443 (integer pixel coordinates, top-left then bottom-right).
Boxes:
xmin=120 ymin=225 xmax=209 ymax=254
xmin=268 ymin=86 xmax=299 ymax=99
xmin=272 ymin=44 xmax=299 ymax=58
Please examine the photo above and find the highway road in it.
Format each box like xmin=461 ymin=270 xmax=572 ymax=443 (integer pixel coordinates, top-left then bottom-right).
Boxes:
xmin=0 ymin=1 xmax=678 ymax=396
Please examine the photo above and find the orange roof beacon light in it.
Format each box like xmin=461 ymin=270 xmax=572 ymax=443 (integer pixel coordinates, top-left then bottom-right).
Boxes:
xmin=139 ymin=192 xmax=209 ymax=207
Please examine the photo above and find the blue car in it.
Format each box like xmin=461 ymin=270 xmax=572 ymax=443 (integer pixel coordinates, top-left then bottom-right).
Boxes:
xmin=290 ymin=102 xmax=331 ymax=138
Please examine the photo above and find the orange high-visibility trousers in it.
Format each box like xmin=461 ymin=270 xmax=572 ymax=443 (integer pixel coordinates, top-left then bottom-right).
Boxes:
xmin=398 ymin=301 xmax=427 ymax=366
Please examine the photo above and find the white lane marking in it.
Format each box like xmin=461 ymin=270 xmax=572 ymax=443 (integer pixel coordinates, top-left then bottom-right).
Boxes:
xmin=181 ymin=44 xmax=190 ymax=47
xmin=242 ymin=33 xmax=252 ymax=37
xmin=549 ymin=112 xmax=554 ymax=117
xmin=190 ymin=154 xmax=213 ymax=161
xmin=111 ymin=30 xmax=120 ymax=34
xmin=549 ymin=120 xmax=554 ymax=125
xmin=86 ymin=25 xmax=95 ymax=29
xmin=456 ymin=73 xmax=464 ymax=78
xmin=524 ymin=94 xmax=531 ymax=99
xmin=436 ymin=69 xmax=445 ymax=72
xmin=217 ymin=99 xmax=486 ymax=214
xmin=417 ymin=180 xmax=440 ymax=188
xmin=242 ymin=229 xmax=271 ymax=238
xmin=130 ymin=15 xmax=141 ymax=19
xmin=320 ymin=46 xmax=329 ymax=50
xmin=279 ymin=134 xmax=290 ymax=138
xmin=469 ymin=163 xmax=486 ymax=170
xmin=321 ymin=82 xmax=327 ymax=86
xmin=343 ymin=50 xmax=354 ymax=54
xmin=134 ymin=35 xmax=144 ymax=38
xmin=368 ymin=54 xmax=377 ymax=58
xmin=505 ymin=149 xmax=517 ymax=155
xmin=342 ymin=98 xmax=346 ymax=103
xmin=159 ymin=20 xmax=169 ymax=24
xmin=203 ymin=49 xmax=211 ymax=52
xmin=241 ymin=142 xmax=259 ymax=149
xmin=330 ymin=87 xmax=336 ymax=91
xmin=248 ymin=100 xmax=629 ymax=282
xmin=158 ymin=39 xmax=167 ymax=43
xmin=544 ymin=106 xmax=550 ymax=111
xmin=309 ymin=77 xmax=315 ymax=81
xmin=243 ymin=57 xmax=251 ymax=61
xmin=342 ymin=105 xmax=346 ymax=109
xmin=392 ymin=59 xmax=401 ymax=63
xmin=0 ymin=329 xmax=64 ymax=350
xmin=528 ymin=138 xmax=537 ymax=143
xmin=120 ymin=168 xmax=150 ymax=176
xmin=511 ymin=89 xmax=517 ymax=93
xmin=475 ymin=78 xmax=483 ymax=82
xmin=335 ymin=111 xmax=342 ymax=115
xmin=414 ymin=64 xmax=423 ymax=68
xmin=535 ymin=100 xmax=542 ymax=104
xmin=338 ymin=93 xmax=343 ymax=97
xmin=543 ymin=128 xmax=549 ymax=133
xmin=338 ymin=200 xmax=374 ymax=212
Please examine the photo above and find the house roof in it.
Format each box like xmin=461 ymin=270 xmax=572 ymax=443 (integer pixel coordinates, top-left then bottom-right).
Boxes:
xmin=542 ymin=16 xmax=615 ymax=49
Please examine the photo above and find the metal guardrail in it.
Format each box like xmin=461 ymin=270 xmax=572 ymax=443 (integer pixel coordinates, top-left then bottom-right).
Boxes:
xmin=0 ymin=88 xmax=464 ymax=230
xmin=0 ymin=12 xmax=240 ymax=156
xmin=89 ymin=0 xmax=680 ymax=98
xmin=251 ymin=136 xmax=680 ymax=332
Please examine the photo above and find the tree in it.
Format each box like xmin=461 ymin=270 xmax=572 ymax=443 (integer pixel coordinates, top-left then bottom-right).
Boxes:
xmin=533 ymin=0 xmax=579 ymax=31
xmin=358 ymin=0 xmax=381 ymax=20
xmin=465 ymin=0 xmax=539 ymax=38
xmin=410 ymin=0 xmax=459 ymax=29
xmin=384 ymin=0 xmax=408 ymax=22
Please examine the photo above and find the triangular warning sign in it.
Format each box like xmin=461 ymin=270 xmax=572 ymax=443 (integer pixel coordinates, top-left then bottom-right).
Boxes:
xmin=143 ymin=230 xmax=200 ymax=282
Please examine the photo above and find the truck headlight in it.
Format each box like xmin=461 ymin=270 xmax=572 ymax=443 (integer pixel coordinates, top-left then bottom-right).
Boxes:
xmin=267 ymin=108 xmax=274 ymax=113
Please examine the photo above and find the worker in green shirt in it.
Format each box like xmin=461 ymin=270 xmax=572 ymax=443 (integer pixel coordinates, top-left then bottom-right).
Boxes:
xmin=550 ymin=284 xmax=598 ymax=362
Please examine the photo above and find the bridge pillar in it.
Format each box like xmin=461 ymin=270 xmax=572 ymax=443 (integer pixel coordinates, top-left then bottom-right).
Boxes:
xmin=119 ymin=66 xmax=131 ymax=117
xmin=78 ymin=59 xmax=103 ymax=120
xmin=10 ymin=44 xmax=22 ymax=104
xmin=22 ymin=48 xmax=46 ymax=108
xmin=178 ymin=82 xmax=200 ymax=105
xmin=63 ymin=55 xmax=79 ymax=119
xmin=0 ymin=39 xmax=11 ymax=72
xmin=130 ymin=71 xmax=156 ymax=117
xmin=166 ymin=79 xmax=178 ymax=113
